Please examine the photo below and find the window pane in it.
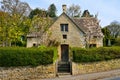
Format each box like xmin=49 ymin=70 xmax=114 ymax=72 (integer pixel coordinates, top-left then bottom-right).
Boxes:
xmin=60 ymin=24 xmax=64 ymax=31
xmin=65 ymin=24 xmax=68 ymax=31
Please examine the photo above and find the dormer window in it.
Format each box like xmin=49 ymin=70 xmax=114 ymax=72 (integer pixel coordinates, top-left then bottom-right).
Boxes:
xmin=60 ymin=24 xmax=68 ymax=32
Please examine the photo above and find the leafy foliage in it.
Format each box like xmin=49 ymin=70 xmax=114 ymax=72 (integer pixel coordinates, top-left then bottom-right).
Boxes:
xmin=114 ymin=38 xmax=120 ymax=46
xmin=0 ymin=11 xmax=31 ymax=46
xmin=0 ymin=47 xmax=57 ymax=67
xmin=29 ymin=8 xmax=48 ymax=19
xmin=102 ymin=21 xmax=120 ymax=46
xmin=48 ymin=4 xmax=57 ymax=17
xmin=0 ymin=0 xmax=32 ymax=47
xmin=29 ymin=15 xmax=53 ymax=46
xmin=72 ymin=47 xmax=120 ymax=62
xmin=102 ymin=27 xmax=114 ymax=46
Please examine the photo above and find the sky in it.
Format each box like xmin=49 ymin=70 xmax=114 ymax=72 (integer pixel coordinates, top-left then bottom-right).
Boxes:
xmin=8 ymin=0 xmax=120 ymax=27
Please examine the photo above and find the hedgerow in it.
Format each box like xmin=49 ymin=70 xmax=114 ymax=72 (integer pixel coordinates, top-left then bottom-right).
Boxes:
xmin=72 ymin=47 xmax=120 ymax=63
xmin=0 ymin=47 xmax=57 ymax=67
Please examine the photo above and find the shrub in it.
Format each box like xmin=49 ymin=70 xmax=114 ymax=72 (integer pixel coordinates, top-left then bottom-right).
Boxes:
xmin=72 ymin=47 xmax=120 ymax=63
xmin=114 ymin=38 xmax=120 ymax=46
xmin=0 ymin=47 xmax=57 ymax=67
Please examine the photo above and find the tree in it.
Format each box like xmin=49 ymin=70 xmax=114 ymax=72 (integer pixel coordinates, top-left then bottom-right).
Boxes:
xmin=29 ymin=8 xmax=48 ymax=19
xmin=102 ymin=27 xmax=114 ymax=46
xmin=29 ymin=15 xmax=53 ymax=46
xmin=81 ymin=10 xmax=93 ymax=17
xmin=0 ymin=11 xmax=10 ymax=46
xmin=0 ymin=0 xmax=32 ymax=47
xmin=114 ymin=38 xmax=120 ymax=46
xmin=106 ymin=21 xmax=120 ymax=38
xmin=0 ymin=0 xmax=31 ymax=16
xmin=66 ymin=4 xmax=81 ymax=17
xmin=0 ymin=11 xmax=31 ymax=47
xmin=10 ymin=14 xmax=32 ymax=46
xmin=48 ymin=4 xmax=57 ymax=17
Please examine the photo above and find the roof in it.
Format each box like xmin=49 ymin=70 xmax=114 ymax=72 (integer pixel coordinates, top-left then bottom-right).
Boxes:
xmin=27 ymin=32 xmax=41 ymax=38
xmin=73 ymin=17 xmax=103 ymax=37
xmin=27 ymin=13 xmax=103 ymax=38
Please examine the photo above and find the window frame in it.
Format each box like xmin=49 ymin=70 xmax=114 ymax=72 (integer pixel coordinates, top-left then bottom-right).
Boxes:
xmin=60 ymin=24 xmax=68 ymax=32
xmin=63 ymin=34 xmax=67 ymax=39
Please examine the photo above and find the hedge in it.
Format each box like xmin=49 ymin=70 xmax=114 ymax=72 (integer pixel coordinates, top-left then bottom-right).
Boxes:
xmin=0 ymin=47 xmax=57 ymax=67
xmin=72 ymin=47 xmax=120 ymax=63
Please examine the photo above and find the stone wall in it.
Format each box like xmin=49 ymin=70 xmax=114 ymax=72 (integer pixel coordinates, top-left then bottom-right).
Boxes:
xmin=0 ymin=64 xmax=56 ymax=80
xmin=72 ymin=59 xmax=120 ymax=75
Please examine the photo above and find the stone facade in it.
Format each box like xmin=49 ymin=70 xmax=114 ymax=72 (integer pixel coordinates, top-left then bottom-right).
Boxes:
xmin=27 ymin=37 xmax=38 ymax=47
xmin=0 ymin=64 xmax=56 ymax=80
xmin=27 ymin=15 xmax=103 ymax=47
xmin=49 ymin=13 xmax=85 ymax=60
xmin=72 ymin=59 xmax=120 ymax=75
xmin=49 ymin=13 xmax=85 ymax=48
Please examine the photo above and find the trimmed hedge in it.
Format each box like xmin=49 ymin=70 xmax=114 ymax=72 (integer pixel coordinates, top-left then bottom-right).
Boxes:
xmin=72 ymin=47 xmax=120 ymax=63
xmin=0 ymin=47 xmax=57 ymax=67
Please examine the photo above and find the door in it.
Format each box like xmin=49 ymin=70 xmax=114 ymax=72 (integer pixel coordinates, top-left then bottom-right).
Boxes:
xmin=61 ymin=44 xmax=69 ymax=62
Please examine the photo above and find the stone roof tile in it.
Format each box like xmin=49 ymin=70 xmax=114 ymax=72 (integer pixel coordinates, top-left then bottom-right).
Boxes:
xmin=73 ymin=17 xmax=103 ymax=37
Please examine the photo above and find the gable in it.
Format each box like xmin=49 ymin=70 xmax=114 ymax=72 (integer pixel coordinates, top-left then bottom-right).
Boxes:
xmin=49 ymin=12 xmax=85 ymax=47
xmin=49 ymin=13 xmax=85 ymax=34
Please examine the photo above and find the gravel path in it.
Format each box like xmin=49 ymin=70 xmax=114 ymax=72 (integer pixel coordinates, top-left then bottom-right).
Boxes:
xmin=41 ymin=69 xmax=120 ymax=80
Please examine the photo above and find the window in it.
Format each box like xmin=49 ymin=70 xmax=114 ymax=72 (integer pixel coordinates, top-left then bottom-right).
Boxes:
xmin=90 ymin=44 xmax=96 ymax=48
xmin=60 ymin=24 xmax=68 ymax=32
xmin=93 ymin=36 xmax=97 ymax=38
xmin=33 ymin=43 xmax=37 ymax=47
xmin=63 ymin=35 xmax=67 ymax=39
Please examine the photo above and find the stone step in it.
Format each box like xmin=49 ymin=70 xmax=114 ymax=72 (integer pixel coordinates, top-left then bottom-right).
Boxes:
xmin=57 ymin=72 xmax=71 ymax=77
xmin=58 ymin=64 xmax=70 ymax=72
xmin=58 ymin=64 xmax=70 ymax=67
xmin=58 ymin=68 xmax=70 ymax=72
xmin=57 ymin=61 xmax=71 ymax=73
xmin=58 ymin=61 xmax=70 ymax=64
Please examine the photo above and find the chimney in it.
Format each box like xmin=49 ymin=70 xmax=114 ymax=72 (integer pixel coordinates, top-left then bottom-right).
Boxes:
xmin=62 ymin=4 xmax=67 ymax=13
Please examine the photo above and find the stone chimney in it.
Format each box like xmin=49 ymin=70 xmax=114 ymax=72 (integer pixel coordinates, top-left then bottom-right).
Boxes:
xmin=62 ymin=4 xmax=67 ymax=13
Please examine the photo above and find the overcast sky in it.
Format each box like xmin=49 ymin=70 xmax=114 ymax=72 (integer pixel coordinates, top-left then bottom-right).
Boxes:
xmin=19 ymin=0 xmax=120 ymax=27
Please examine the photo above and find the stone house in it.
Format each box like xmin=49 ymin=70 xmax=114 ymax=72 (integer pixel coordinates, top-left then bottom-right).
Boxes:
xmin=27 ymin=5 xmax=103 ymax=62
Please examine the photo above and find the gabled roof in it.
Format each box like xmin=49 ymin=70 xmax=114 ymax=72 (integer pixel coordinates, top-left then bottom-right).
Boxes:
xmin=27 ymin=12 xmax=103 ymax=37
xmin=59 ymin=13 xmax=103 ymax=37
xmin=73 ymin=17 xmax=103 ymax=37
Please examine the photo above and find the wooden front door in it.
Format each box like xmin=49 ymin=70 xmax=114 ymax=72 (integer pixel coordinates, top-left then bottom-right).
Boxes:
xmin=61 ymin=44 xmax=69 ymax=62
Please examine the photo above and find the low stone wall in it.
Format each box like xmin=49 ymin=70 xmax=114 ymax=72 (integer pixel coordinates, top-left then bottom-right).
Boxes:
xmin=72 ymin=59 xmax=120 ymax=75
xmin=0 ymin=64 xmax=56 ymax=80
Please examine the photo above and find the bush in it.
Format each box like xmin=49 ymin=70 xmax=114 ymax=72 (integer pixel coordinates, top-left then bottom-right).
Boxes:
xmin=114 ymin=38 xmax=120 ymax=46
xmin=0 ymin=47 xmax=57 ymax=67
xmin=72 ymin=47 xmax=120 ymax=63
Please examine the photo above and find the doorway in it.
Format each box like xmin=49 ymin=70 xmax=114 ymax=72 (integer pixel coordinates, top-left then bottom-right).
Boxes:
xmin=61 ymin=44 xmax=69 ymax=62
